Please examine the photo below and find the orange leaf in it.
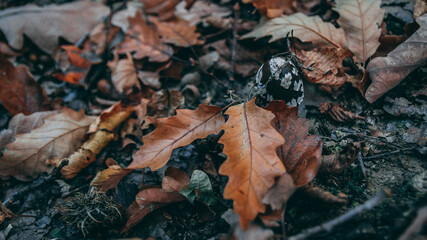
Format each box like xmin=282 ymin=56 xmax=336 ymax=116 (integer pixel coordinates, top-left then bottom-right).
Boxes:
xmin=116 ymin=11 xmax=173 ymax=62
xmin=335 ymin=0 xmax=385 ymax=63
xmin=149 ymin=16 xmax=204 ymax=47
xmin=243 ymin=0 xmax=296 ymax=18
xmin=129 ymin=104 xmax=225 ymax=171
xmin=297 ymin=47 xmax=353 ymax=86
xmin=218 ymin=98 xmax=286 ymax=229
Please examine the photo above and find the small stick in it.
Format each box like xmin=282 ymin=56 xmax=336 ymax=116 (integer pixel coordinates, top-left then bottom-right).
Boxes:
xmin=357 ymin=152 xmax=366 ymax=178
xmin=288 ymin=189 xmax=391 ymax=240
xmin=362 ymin=148 xmax=414 ymax=161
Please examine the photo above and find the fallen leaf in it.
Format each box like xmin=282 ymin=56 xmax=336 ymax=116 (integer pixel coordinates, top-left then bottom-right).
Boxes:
xmin=0 ymin=108 xmax=96 ymax=181
xmin=162 ymin=167 xmax=191 ymax=192
xmin=147 ymin=90 xmax=185 ymax=118
xmin=241 ymin=12 xmax=348 ymax=49
xmin=90 ymin=159 xmax=125 ymax=191
xmin=414 ymin=0 xmax=427 ymax=20
xmin=320 ymin=143 xmax=359 ymax=173
xmin=365 ymin=14 xmax=427 ymax=103
xmin=149 ymin=16 xmax=203 ymax=47
xmin=138 ymin=71 xmax=161 ymax=89
xmin=297 ymin=47 xmax=353 ymax=86
xmin=301 ymin=185 xmax=348 ymax=206
xmin=129 ymin=104 xmax=224 ymax=171
xmin=335 ymin=0 xmax=385 ymax=63
xmin=57 ymin=102 xmax=134 ymax=179
xmin=175 ymin=1 xmax=231 ymax=26
xmin=141 ymin=0 xmax=181 ymax=21
xmin=320 ymin=102 xmax=366 ymax=122
xmin=116 ymin=11 xmax=173 ymax=62
xmin=107 ymin=53 xmax=141 ymax=94
xmin=218 ymin=98 xmax=286 ymax=229
xmin=243 ymin=0 xmax=296 ymax=18
xmin=180 ymin=170 xmax=216 ymax=205
xmin=263 ymin=101 xmax=322 ymax=209
xmin=0 ymin=57 xmax=47 ymax=116
xmin=0 ymin=1 xmax=109 ymax=53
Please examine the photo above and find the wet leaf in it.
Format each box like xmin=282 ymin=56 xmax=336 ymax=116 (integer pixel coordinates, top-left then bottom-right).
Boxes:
xmin=0 ymin=1 xmax=109 ymax=53
xmin=219 ymin=98 xmax=286 ymax=229
xmin=129 ymin=105 xmax=224 ymax=171
xmin=365 ymin=14 xmax=427 ymax=103
xmin=0 ymin=57 xmax=47 ymax=116
xmin=242 ymin=13 xmax=347 ymax=48
xmin=335 ymin=0 xmax=385 ymax=63
xmin=0 ymin=108 xmax=96 ymax=181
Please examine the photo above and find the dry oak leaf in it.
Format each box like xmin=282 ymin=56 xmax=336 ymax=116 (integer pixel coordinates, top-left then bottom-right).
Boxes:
xmin=107 ymin=53 xmax=141 ymax=94
xmin=128 ymin=104 xmax=225 ymax=171
xmin=116 ymin=11 xmax=173 ymax=62
xmin=0 ymin=108 xmax=96 ymax=181
xmin=0 ymin=0 xmax=109 ymax=54
xmin=263 ymin=101 xmax=322 ymax=210
xmin=149 ymin=16 xmax=204 ymax=47
xmin=140 ymin=0 xmax=181 ymax=21
xmin=218 ymin=98 xmax=286 ymax=229
xmin=335 ymin=0 xmax=385 ymax=63
xmin=243 ymin=0 xmax=296 ymax=18
xmin=365 ymin=14 xmax=427 ymax=103
xmin=297 ymin=47 xmax=353 ymax=86
xmin=0 ymin=57 xmax=47 ymax=116
xmin=241 ymin=12 xmax=348 ymax=49
xmin=175 ymin=1 xmax=231 ymax=26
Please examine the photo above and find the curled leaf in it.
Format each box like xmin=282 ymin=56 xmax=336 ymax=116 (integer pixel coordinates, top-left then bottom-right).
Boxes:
xmin=219 ymin=98 xmax=286 ymax=229
xmin=365 ymin=14 xmax=427 ymax=103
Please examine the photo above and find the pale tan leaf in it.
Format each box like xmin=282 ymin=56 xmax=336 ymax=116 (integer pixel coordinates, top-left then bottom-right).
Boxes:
xmin=335 ymin=0 xmax=385 ymax=63
xmin=108 ymin=54 xmax=141 ymax=94
xmin=175 ymin=1 xmax=231 ymax=26
xmin=0 ymin=108 xmax=96 ymax=181
xmin=218 ymin=98 xmax=286 ymax=229
xmin=241 ymin=13 xmax=348 ymax=48
xmin=128 ymin=105 xmax=224 ymax=171
xmin=0 ymin=1 xmax=109 ymax=54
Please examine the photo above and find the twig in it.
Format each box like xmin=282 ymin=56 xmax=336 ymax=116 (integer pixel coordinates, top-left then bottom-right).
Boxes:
xmin=288 ymin=189 xmax=391 ymax=240
xmin=398 ymin=206 xmax=427 ymax=240
xmin=2 ymin=160 xmax=68 ymax=208
xmin=362 ymin=147 xmax=414 ymax=161
xmin=357 ymin=152 xmax=366 ymax=178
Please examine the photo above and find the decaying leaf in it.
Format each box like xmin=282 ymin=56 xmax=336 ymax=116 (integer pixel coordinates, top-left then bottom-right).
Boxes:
xmin=175 ymin=1 xmax=232 ymax=26
xmin=264 ymin=101 xmax=322 ymax=209
xmin=108 ymin=53 xmax=141 ymax=94
xmin=0 ymin=0 xmax=110 ymax=53
xmin=116 ymin=11 xmax=173 ymax=62
xmin=335 ymin=0 xmax=385 ymax=63
xmin=0 ymin=57 xmax=46 ymax=116
xmin=320 ymin=102 xmax=366 ymax=122
xmin=219 ymin=99 xmax=286 ymax=229
xmin=242 ymin=13 xmax=348 ymax=49
xmin=56 ymin=102 xmax=134 ymax=179
xmin=90 ymin=159 xmax=125 ymax=191
xmin=150 ymin=16 xmax=204 ymax=47
xmin=0 ymin=108 xmax=96 ymax=181
xmin=147 ymin=90 xmax=185 ymax=118
xmin=243 ymin=0 xmax=296 ymax=18
xmin=129 ymin=104 xmax=224 ymax=171
xmin=297 ymin=47 xmax=353 ymax=86
xmin=365 ymin=14 xmax=427 ymax=103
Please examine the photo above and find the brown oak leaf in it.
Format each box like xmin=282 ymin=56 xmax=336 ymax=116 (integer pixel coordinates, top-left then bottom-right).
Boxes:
xmin=242 ymin=12 xmax=348 ymax=49
xmin=218 ymin=98 xmax=286 ymax=229
xmin=149 ymin=16 xmax=203 ymax=47
xmin=297 ymin=47 xmax=353 ymax=86
xmin=0 ymin=108 xmax=96 ymax=181
xmin=242 ymin=0 xmax=296 ymax=18
xmin=0 ymin=1 xmax=109 ymax=54
xmin=365 ymin=14 xmax=427 ymax=103
xmin=116 ymin=11 xmax=173 ymax=62
xmin=128 ymin=104 xmax=224 ymax=171
xmin=0 ymin=57 xmax=47 ymax=116
xmin=335 ymin=0 xmax=385 ymax=63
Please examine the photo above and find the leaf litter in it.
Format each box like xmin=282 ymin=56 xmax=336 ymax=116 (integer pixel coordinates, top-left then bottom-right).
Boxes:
xmin=0 ymin=0 xmax=425 ymax=239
